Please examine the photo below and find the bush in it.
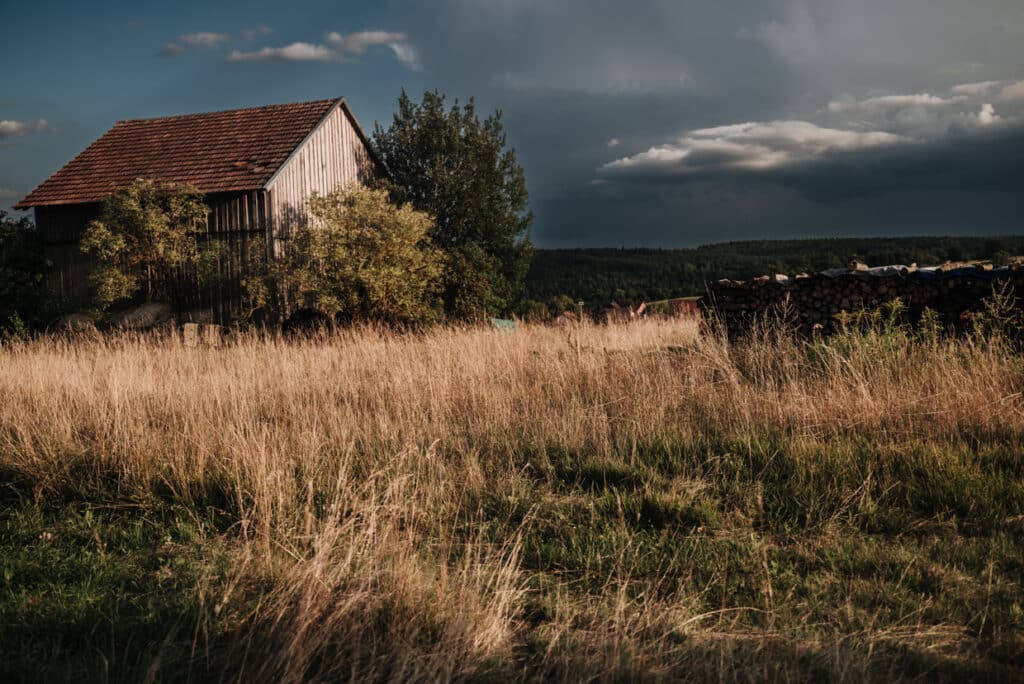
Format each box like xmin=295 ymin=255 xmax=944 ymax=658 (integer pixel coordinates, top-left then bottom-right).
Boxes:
xmin=80 ymin=179 xmax=211 ymax=311
xmin=277 ymin=186 xmax=444 ymax=325
xmin=0 ymin=210 xmax=52 ymax=331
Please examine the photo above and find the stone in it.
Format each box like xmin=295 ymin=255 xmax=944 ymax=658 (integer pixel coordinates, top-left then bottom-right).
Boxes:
xmin=182 ymin=323 xmax=200 ymax=348
xmin=49 ymin=313 xmax=97 ymax=333
xmin=108 ymin=302 xmax=174 ymax=329
xmin=181 ymin=309 xmax=214 ymax=324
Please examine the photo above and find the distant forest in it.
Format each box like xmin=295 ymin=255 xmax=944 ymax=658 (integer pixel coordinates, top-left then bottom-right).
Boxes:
xmin=524 ymin=236 xmax=1024 ymax=307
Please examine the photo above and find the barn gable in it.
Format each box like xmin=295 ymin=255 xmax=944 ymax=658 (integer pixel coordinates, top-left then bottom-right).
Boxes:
xmin=263 ymin=99 xmax=378 ymax=251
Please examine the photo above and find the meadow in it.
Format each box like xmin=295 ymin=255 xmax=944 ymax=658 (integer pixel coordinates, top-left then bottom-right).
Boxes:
xmin=1 ymin=318 xmax=1022 ymax=682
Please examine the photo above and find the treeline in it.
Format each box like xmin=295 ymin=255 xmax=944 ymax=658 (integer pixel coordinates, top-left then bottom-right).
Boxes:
xmin=525 ymin=236 xmax=1024 ymax=308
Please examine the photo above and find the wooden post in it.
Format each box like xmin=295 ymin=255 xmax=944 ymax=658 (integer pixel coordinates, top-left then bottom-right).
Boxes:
xmin=183 ymin=323 xmax=199 ymax=349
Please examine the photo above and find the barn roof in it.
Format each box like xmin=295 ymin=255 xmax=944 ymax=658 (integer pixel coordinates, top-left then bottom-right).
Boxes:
xmin=16 ymin=97 xmax=369 ymax=208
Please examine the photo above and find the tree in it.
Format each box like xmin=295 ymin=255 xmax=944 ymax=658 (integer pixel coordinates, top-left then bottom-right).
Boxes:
xmin=80 ymin=179 xmax=209 ymax=310
xmin=280 ymin=186 xmax=444 ymax=324
xmin=0 ymin=210 xmax=51 ymax=331
xmin=517 ymin=299 xmax=552 ymax=323
xmin=373 ymin=90 xmax=533 ymax=319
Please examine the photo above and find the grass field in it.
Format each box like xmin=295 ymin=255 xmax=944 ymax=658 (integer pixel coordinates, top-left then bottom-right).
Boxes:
xmin=1 ymin=319 xmax=1023 ymax=682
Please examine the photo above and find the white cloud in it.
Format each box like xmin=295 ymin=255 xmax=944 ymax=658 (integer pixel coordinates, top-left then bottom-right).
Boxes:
xmin=601 ymin=120 xmax=905 ymax=175
xmin=240 ymin=25 xmax=272 ymax=41
xmin=996 ymin=80 xmax=1024 ymax=102
xmin=0 ymin=119 xmax=50 ymax=140
xmin=827 ymin=92 xmax=963 ymax=113
xmin=161 ymin=32 xmax=232 ymax=56
xmin=820 ymin=83 xmax=1024 ymax=139
xmin=326 ymin=30 xmax=406 ymax=54
xmin=961 ymin=103 xmax=1002 ymax=128
xmin=607 ymin=138 xmax=621 ymax=148
xmin=389 ymin=42 xmax=422 ymax=71
xmin=951 ymin=80 xmax=1004 ymax=96
xmin=976 ymin=103 xmax=1000 ymax=126
xmin=226 ymin=30 xmax=418 ymax=68
xmin=179 ymin=32 xmax=232 ymax=47
xmin=0 ymin=186 xmax=19 ymax=199
xmin=226 ymin=42 xmax=334 ymax=63
xmin=158 ymin=43 xmax=185 ymax=57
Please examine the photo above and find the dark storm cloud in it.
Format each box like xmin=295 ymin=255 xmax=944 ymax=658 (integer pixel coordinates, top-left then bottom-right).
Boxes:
xmin=778 ymin=124 xmax=1024 ymax=202
xmin=386 ymin=0 xmax=1024 ymax=245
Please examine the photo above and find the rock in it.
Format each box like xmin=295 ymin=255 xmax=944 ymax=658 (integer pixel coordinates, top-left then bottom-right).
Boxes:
xmin=181 ymin=309 xmax=214 ymax=324
xmin=49 ymin=313 xmax=97 ymax=333
xmin=182 ymin=322 xmax=200 ymax=348
xmin=108 ymin=302 xmax=175 ymax=329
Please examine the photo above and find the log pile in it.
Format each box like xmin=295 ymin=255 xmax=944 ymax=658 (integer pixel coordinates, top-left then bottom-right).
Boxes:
xmin=702 ymin=260 xmax=1024 ymax=336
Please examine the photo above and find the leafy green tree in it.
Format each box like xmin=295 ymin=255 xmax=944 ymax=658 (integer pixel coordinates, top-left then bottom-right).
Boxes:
xmin=281 ymin=186 xmax=443 ymax=324
xmin=0 ymin=210 xmax=51 ymax=331
xmin=373 ymin=90 xmax=533 ymax=319
xmin=548 ymin=294 xmax=579 ymax=316
xmin=517 ymin=299 xmax=552 ymax=323
xmin=80 ymin=179 xmax=209 ymax=310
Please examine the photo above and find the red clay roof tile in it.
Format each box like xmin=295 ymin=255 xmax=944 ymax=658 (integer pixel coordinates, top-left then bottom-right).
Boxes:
xmin=16 ymin=98 xmax=340 ymax=208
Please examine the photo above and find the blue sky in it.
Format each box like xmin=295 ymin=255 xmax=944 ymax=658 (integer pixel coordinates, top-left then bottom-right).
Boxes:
xmin=4 ymin=1 xmax=1024 ymax=246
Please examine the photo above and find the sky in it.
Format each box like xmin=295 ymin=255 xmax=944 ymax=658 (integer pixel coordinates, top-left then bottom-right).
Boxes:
xmin=2 ymin=0 xmax=1024 ymax=247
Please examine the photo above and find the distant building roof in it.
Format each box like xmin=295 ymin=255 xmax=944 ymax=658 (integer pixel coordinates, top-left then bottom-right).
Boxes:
xmin=16 ymin=97 xmax=371 ymax=208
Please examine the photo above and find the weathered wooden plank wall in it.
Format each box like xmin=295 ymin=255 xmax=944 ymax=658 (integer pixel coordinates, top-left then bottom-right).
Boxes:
xmin=198 ymin=190 xmax=271 ymax=322
xmin=34 ymin=204 xmax=102 ymax=307
xmin=38 ymin=191 xmax=271 ymax=318
xmin=265 ymin=104 xmax=375 ymax=255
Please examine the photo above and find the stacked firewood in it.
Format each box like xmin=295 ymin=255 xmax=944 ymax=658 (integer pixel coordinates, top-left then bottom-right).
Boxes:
xmin=702 ymin=261 xmax=1024 ymax=336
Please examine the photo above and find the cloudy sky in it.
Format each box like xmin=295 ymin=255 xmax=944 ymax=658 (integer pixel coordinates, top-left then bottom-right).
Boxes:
xmin=3 ymin=0 xmax=1024 ymax=246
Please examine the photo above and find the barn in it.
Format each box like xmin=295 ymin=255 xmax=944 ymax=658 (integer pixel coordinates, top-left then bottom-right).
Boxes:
xmin=14 ymin=97 xmax=380 ymax=321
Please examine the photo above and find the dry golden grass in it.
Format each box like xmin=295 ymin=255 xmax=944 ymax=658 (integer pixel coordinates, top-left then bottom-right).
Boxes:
xmin=1 ymin=319 xmax=1022 ymax=681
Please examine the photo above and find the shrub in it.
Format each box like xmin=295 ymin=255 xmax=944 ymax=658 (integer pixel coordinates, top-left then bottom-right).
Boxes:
xmin=80 ymin=179 xmax=211 ymax=311
xmin=279 ymin=186 xmax=444 ymax=325
xmin=0 ymin=210 xmax=51 ymax=328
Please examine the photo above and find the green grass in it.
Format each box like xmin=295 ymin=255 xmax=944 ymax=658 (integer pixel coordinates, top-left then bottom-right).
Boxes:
xmin=4 ymin=437 xmax=1022 ymax=680
xmin=0 ymin=500 xmax=232 ymax=683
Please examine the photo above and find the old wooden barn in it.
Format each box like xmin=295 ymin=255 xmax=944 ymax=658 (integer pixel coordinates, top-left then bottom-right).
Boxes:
xmin=14 ymin=97 xmax=380 ymax=321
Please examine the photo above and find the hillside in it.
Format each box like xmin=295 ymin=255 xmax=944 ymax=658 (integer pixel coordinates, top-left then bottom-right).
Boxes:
xmin=525 ymin=236 xmax=1024 ymax=307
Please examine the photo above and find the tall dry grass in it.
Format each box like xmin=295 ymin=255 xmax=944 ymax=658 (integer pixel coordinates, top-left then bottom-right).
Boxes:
xmin=1 ymin=319 xmax=1022 ymax=681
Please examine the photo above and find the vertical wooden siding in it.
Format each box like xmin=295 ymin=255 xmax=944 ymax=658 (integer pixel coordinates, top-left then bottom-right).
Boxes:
xmin=200 ymin=190 xmax=272 ymax=322
xmin=34 ymin=203 xmax=103 ymax=306
xmin=205 ymin=190 xmax=270 ymax=235
xmin=265 ymin=104 xmax=374 ymax=254
xmin=37 ymin=191 xmax=272 ymax=318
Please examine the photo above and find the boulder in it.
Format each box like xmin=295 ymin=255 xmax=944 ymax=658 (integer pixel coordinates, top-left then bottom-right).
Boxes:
xmin=49 ymin=313 xmax=97 ymax=333
xmin=181 ymin=309 xmax=215 ymax=324
xmin=108 ymin=302 xmax=174 ymax=329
